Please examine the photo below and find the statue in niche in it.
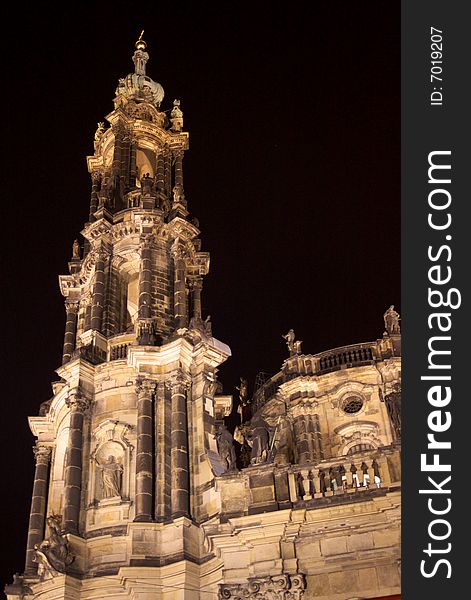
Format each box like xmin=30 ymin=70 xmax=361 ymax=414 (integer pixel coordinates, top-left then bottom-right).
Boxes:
xmin=385 ymin=386 xmax=402 ymax=439
xmin=96 ymin=455 xmax=123 ymax=499
xmin=215 ymin=424 xmax=237 ymax=472
xmin=141 ymin=172 xmax=154 ymax=195
xmin=282 ymin=329 xmax=302 ymax=356
xmin=72 ymin=239 xmax=80 ymax=259
xmin=383 ymin=305 xmax=401 ymax=335
xmin=35 ymin=515 xmax=74 ymax=573
xmin=246 ymin=416 xmax=273 ymax=465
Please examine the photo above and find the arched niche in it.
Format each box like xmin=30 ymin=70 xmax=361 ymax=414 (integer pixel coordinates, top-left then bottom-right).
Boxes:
xmin=89 ymin=420 xmax=133 ymax=506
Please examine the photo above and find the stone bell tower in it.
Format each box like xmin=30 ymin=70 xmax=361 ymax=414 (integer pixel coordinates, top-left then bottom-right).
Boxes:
xmin=9 ymin=34 xmax=233 ymax=598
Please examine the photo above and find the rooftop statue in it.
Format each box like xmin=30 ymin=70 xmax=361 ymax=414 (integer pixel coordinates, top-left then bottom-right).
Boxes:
xmin=383 ymin=305 xmax=401 ymax=335
xmin=282 ymin=328 xmax=302 ymax=356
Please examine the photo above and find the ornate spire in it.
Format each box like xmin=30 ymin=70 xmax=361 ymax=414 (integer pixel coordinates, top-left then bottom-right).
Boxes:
xmin=133 ymin=30 xmax=149 ymax=76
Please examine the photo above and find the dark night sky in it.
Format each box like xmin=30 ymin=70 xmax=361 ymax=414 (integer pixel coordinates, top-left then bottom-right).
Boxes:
xmin=1 ymin=1 xmax=399 ymax=589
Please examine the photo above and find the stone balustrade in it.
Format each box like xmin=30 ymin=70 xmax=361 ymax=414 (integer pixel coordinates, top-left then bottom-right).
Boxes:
xmin=107 ymin=333 xmax=134 ymax=361
xmin=216 ymin=446 xmax=401 ymax=518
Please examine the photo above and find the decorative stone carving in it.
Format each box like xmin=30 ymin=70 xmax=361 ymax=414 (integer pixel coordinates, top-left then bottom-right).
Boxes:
xmin=383 ymin=305 xmax=400 ymax=335
xmin=65 ymin=390 xmax=91 ymax=413
xmin=282 ymin=329 xmax=302 ymax=356
xmin=170 ymin=99 xmax=184 ymax=132
xmin=95 ymin=455 xmax=123 ymax=498
xmin=72 ymin=239 xmax=81 ymax=259
xmin=34 ymin=515 xmax=74 ymax=575
xmin=90 ymin=420 xmax=133 ymax=504
xmin=215 ymin=424 xmax=237 ymax=472
xmin=246 ymin=416 xmax=273 ymax=465
xmin=385 ymin=386 xmax=401 ymax=439
xmin=219 ymin=574 xmax=306 ymax=600
xmin=94 ymin=122 xmax=105 ymax=149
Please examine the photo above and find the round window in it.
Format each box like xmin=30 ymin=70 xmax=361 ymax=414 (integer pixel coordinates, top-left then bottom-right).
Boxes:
xmin=342 ymin=396 xmax=364 ymax=414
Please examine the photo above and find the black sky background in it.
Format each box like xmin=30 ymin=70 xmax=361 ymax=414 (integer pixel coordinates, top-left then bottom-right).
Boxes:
xmin=1 ymin=1 xmax=399 ymax=589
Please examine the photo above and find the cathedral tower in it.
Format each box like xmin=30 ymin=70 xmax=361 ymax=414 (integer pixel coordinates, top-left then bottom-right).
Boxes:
xmin=7 ymin=35 xmax=401 ymax=600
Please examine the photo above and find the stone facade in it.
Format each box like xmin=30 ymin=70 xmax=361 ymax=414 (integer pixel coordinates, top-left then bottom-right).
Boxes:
xmin=5 ymin=36 xmax=401 ymax=600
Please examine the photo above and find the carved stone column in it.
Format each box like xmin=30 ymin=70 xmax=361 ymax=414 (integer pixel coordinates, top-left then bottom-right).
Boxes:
xmin=62 ymin=302 xmax=79 ymax=364
xmin=134 ymin=379 xmax=156 ymax=522
xmin=166 ymin=373 xmax=191 ymax=518
xmin=293 ymin=416 xmax=311 ymax=465
xmin=155 ymin=151 xmax=165 ymax=200
xmin=154 ymin=381 xmax=170 ymax=521
xmin=89 ymin=172 xmax=101 ymax=221
xmin=385 ymin=389 xmax=402 ymax=440
xmin=171 ymin=240 xmax=188 ymax=330
xmin=62 ymin=392 xmax=91 ymax=534
xmin=24 ymin=444 xmax=52 ymax=575
xmin=173 ymin=149 xmax=184 ymax=190
xmin=190 ymin=277 xmax=203 ymax=321
xmin=164 ymin=146 xmax=172 ymax=198
xmin=91 ymin=250 xmax=107 ymax=333
xmin=137 ymin=235 xmax=155 ymax=345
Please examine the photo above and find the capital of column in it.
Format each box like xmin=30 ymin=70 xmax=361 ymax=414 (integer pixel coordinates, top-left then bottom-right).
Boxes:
xmin=188 ymin=277 xmax=203 ymax=291
xmin=164 ymin=370 xmax=191 ymax=392
xmin=139 ymin=233 xmax=155 ymax=250
xmin=33 ymin=443 xmax=52 ymax=465
xmin=65 ymin=390 xmax=91 ymax=413
xmin=65 ymin=301 xmax=80 ymax=314
xmin=170 ymin=237 xmax=186 ymax=261
xmin=135 ymin=377 xmax=157 ymax=397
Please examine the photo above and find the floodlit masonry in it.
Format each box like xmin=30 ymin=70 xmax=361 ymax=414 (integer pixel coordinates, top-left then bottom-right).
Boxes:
xmin=6 ymin=36 xmax=402 ymax=600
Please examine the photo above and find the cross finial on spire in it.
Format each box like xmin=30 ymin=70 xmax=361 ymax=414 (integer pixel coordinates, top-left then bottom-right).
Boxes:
xmin=135 ymin=30 xmax=146 ymax=51
xmin=133 ymin=30 xmax=149 ymax=76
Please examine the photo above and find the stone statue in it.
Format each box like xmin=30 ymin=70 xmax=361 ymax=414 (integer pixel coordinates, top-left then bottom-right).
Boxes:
xmin=96 ymin=455 xmax=123 ymax=499
xmin=203 ymin=315 xmax=212 ymax=337
xmin=282 ymin=329 xmax=302 ymax=356
xmin=246 ymin=416 xmax=272 ymax=465
xmin=35 ymin=515 xmax=74 ymax=573
xmin=236 ymin=377 xmax=249 ymax=421
xmin=383 ymin=305 xmax=401 ymax=335
xmin=141 ymin=172 xmax=154 ymax=195
xmin=216 ymin=424 xmax=237 ymax=472
xmin=172 ymin=184 xmax=186 ymax=207
xmin=72 ymin=239 xmax=80 ymax=259
xmin=94 ymin=122 xmax=105 ymax=148
xmin=385 ymin=388 xmax=402 ymax=439
xmin=170 ymin=99 xmax=184 ymax=132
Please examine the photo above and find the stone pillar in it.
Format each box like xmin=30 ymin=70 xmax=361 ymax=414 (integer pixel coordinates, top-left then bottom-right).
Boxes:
xmin=91 ymin=250 xmax=107 ymax=332
xmin=63 ymin=392 xmax=90 ymax=534
xmin=156 ymin=151 xmax=165 ymax=199
xmin=166 ymin=373 xmax=191 ymax=518
xmin=137 ymin=235 xmax=155 ymax=344
xmin=164 ymin=146 xmax=172 ymax=198
xmin=171 ymin=240 xmax=188 ymax=329
xmin=293 ymin=415 xmax=310 ymax=465
xmin=134 ymin=379 xmax=156 ymax=522
xmin=129 ymin=140 xmax=137 ymax=189
xmin=174 ymin=149 xmax=184 ymax=190
xmin=62 ymin=302 xmax=79 ymax=364
xmin=190 ymin=277 xmax=203 ymax=321
xmin=24 ymin=444 xmax=51 ymax=575
xmin=82 ymin=298 xmax=91 ymax=332
xmin=154 ymin=381 xmax=170 ymax=521
xmin=89 ymin=172 xmax=101 ymax=221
